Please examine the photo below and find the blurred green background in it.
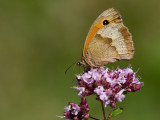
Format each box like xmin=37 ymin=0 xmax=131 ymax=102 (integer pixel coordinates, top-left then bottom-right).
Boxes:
xmin=0 ymin=0 xmax=160 ymax=120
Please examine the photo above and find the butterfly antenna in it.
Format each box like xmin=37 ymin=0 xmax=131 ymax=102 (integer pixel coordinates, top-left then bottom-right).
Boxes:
xmin=71 ymin=61 xmax=78 ymax=81
xmin=65 ymin=62 xmax=77 ymax=75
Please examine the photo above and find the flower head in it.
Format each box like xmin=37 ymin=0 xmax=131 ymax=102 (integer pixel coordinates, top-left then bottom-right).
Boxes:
xmin=75 ymin=66 xmax=143 ymax=107
xmin=61 ymin=97 xmax=90 ymax=120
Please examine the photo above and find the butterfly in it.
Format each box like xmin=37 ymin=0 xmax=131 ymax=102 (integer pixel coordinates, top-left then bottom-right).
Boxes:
xmin=78 ymin=8 xmax=134 ymax=67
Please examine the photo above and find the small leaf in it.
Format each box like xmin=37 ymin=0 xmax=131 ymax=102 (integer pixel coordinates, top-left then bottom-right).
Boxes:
xmin=110 ymin=108 xmax=123 ymax=118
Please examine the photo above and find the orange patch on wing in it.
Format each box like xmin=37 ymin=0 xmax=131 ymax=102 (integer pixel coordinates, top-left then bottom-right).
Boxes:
xmin=83 ymin=18 xmax=106 ymax=57
xmin=83 ymin=26 xmax=99 ymax=57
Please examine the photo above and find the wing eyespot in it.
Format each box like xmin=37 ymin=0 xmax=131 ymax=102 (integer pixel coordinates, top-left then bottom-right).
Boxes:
xmin=103 ymin=20 xmax=109 ymax=25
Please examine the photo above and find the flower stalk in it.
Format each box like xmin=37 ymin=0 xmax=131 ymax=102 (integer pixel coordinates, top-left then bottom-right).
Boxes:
xmin=101 ymin=101 xmax=106 ymax=120
xmin=107 ymin=107 xmax=113 ymax=120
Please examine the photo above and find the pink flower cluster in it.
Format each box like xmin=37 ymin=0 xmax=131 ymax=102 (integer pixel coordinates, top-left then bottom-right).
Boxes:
xmin=74 ymin=67 xmax=142 ymax=107
xmin=62 ymin=97 xmax=90 ymax=120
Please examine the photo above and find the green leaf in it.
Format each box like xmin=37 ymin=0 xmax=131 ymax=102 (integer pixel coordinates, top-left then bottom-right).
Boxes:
xmin=110 ymin=108 xmax=123 ymax=118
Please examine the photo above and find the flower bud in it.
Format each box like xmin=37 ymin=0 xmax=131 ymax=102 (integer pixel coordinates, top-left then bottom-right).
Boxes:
xmin=83 ymin=113 xmax=90 ymax=120
xmin=111 ymin=102 xmax=116 ymax=108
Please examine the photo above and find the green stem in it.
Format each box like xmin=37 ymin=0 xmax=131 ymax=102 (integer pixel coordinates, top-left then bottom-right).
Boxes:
xmin=106 ymin=107 xmax=113 ymax=120
xmin=101 ymin=101 xmax=106 ymax=120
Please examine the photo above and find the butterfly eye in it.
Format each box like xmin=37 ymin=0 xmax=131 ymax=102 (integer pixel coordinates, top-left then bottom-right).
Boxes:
xmin=103 ymin=20 xmax=109 ymax=25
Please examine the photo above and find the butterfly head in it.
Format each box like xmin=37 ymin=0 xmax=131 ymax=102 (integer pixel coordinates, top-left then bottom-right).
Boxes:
xmin=77 ymin=57 xmax=87 ymax=66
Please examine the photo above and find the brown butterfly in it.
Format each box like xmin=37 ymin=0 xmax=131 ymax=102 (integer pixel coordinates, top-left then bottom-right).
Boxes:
xmin=78 ymin=8 xmax=134 ymax=67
